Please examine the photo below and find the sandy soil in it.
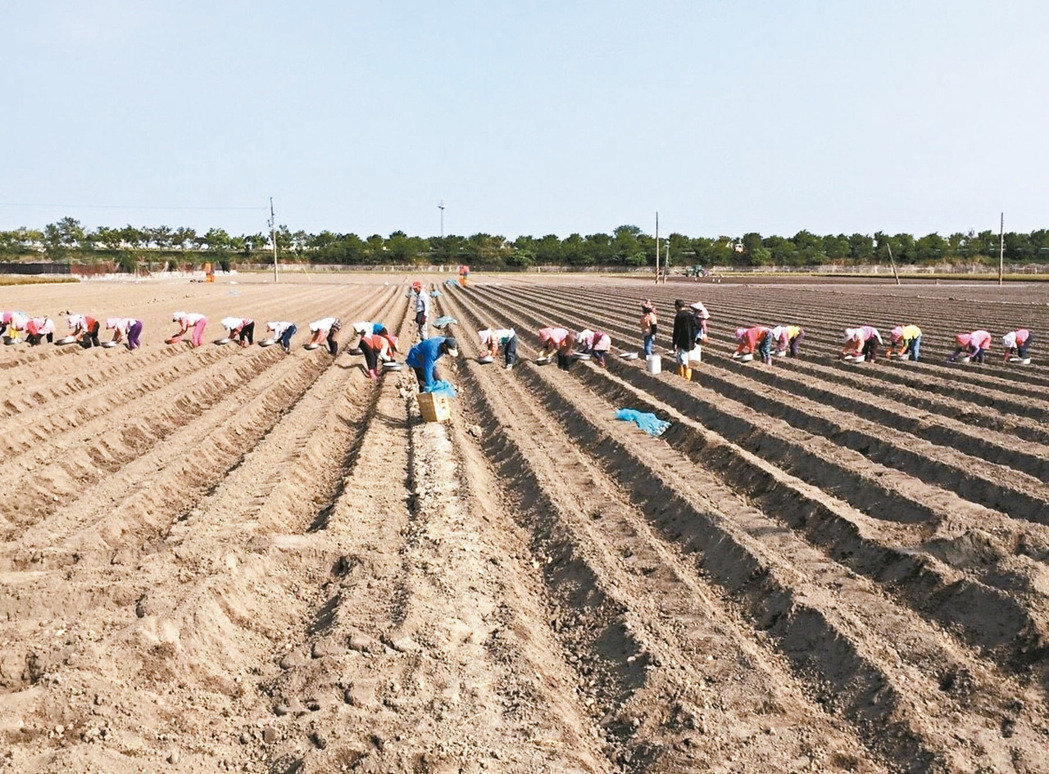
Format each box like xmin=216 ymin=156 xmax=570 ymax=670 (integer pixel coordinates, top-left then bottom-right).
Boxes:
xmin=1 ymin=274 xmax=1047 ymax=772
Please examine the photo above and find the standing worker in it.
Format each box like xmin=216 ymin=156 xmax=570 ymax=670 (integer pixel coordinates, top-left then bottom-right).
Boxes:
xmin=672 ymin=299 xmax=698 ymax=379
xmin=1002 ymin=328 xmax=1032 ymax=362
xmin=409 ymin=281 xmax=432 ymax=340
xmin=221 ymin=317 xmax=255 ymax=347
xmin=267 ymin=321 xmax=297 ymax=353
xmin=575 ymin=329 xmax=612 ymax=367
xmin=170 ymin=311 xmax=207 ymax=348
xmin=888 ymin=325 xmax=922 ymax=361
xmin=478 ymin=327 xmax=518 ymax=370
xmin=67 ymin=314 xmax=101 ymax=348
xmin=640 ymin=301 xmax=658 ymax=358
xmin=308 ymin=317 xmax=341 ymax=355
xmin=106 ymin=317 xmax=143 ymax=350
xmin=405 ymin=336 xmax=458 ymax=391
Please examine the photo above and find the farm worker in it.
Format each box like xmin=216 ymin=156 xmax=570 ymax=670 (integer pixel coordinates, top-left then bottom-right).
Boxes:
xmin=171 ymin=311 xmax=207 ymax=348
xmin=0 ymin=311 xmax=14 ymax=337
xmin=556 ymin=331 xmax=577 ymax=371
xmin=888 ymin=325 xmax=922 ymax=361
xmin=25 ymin=316 xmax=56 ymax=345
xmin=859 ymin=325 xmax=882 ymax=362
xmin=2 ymin=311 xmax=29 ymax=342
xmin=841 ymin=328 xmax=864 ymax=359
xmin=220 ymin=317 xmax=255 ymax=347
xmin=308 ymin=317 xmax=341 ymax=356
xmin=735 ymin=326 xmax=773 ymax=364
xmin=576 ymin=329 xmax=612 ymax=367
xmin=690 ymin=302 xmax=710 ymax=342
xmin=352 ymin=321 xmax=390 ymax=338
xmin=359 ymin=332 xmax=398 ymax=379
xmin=267 ymin=321 xmax=297 ymax=353
xmin=479 ymin=327 xmax=518 ymax=369
xmin=640 ymin=301 xmax=658 ymax=357
xmin=770 ymin=324 xmax=804 ymax=357
xmin=106 ymin=317 xmax=143 ymax=349
xmin=409 ymin=281 xmax=432 ymax=340
xmin=1002 ymin=328 xmax=1032 ymax=361
xmin=405 ymin=336 xmax=458 ymax=392
xmin=538 ymin=327 xmax=569 ymax=360
xmin=672 ymin=299 xmax=698 ymax=379
xmin=67 ymin=314 xmax=101 ymax=348
xmin=948 ymin=329 xmax=991 ymax=363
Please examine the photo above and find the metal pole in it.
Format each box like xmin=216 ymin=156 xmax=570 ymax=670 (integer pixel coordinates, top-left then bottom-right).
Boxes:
xmin=269 ymin=197 xmax=278 ymax=283
xmin=999 ymin=212 xmax=1005 ymax=286
xmin=439 ymin=201 xmax=445 ymax=239
xmin=654 ymin=211 xmax=659 ymax=283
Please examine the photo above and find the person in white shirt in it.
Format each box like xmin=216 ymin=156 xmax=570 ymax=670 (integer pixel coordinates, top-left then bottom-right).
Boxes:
xmin=308 ymin=317 xmax=342 ymax=355
xmin=220 ymin=317 xmax=254 ymax=347
xmin=478 ymin=327 xmax=518 ymax=369
xmin=106 ymin=317 xmax=143 ymax=349
xmin=267 ymin=321 xmax=297 ymax=353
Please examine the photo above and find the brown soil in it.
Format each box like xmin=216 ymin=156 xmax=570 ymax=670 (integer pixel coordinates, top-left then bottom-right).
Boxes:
xmin=1 ymin=274 xmax=1047 ymax=772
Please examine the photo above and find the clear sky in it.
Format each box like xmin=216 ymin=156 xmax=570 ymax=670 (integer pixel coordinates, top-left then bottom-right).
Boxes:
xmin=4 ymin=1 xmax=1048 ymax=239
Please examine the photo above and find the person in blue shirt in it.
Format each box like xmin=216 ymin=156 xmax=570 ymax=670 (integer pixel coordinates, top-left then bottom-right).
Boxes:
xmin=405 ymin=336 xmax=458 ymax=391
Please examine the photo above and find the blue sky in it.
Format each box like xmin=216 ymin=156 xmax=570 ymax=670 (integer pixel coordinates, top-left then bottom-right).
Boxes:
xmin=3 ymin=1 xmax=1047 ymax=238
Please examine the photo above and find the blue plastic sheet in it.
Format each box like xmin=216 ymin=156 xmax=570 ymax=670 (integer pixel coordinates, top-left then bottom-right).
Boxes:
xmin=433 ymin=315 xmax=457 ymax=329
xmin=425 ymin=379 xmax=458 ymax=398
xmin=615 ymin=408 xmax=670 ymax=437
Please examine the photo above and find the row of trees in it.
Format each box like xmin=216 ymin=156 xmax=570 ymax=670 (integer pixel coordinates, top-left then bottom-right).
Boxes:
xmin=2 ymin=218 xmax=1048 ymax=269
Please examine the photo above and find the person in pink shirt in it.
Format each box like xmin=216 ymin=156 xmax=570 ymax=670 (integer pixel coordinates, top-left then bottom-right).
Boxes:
xmin=841 ymin=326 xmax=882 ymax=362
xmin=576 ymin=328 xmax=612 ymax=367
xmin=1002 ymin=329 xmax=1032 ymax=361
xmin=949 ymin=329 xmax=991 ymax=363
xmin=734 ymin=326 xmax=772 ymax=364
xmin=25 ymin=316 xmax=56 ymax=345
xmin=169 ymin=311 xmax=207 ymax=348
xmin=538 ymin=327 xmax=569 ymax=360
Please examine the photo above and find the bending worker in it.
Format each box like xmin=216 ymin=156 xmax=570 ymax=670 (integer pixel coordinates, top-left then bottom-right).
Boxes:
xmin=1002 ymin=328 xmax=1032 ymax=362
xmin=359 ymin=331 xmax=398 ymax=379
xmin=67 ymin=314 xmax=101 ymax=348
xmin=221 ymin=317 xmax=255 ymax=347
xmin=25 ymin=316 xmax=56 ymax=345
xmin=308 ymin=317 xmax=341 ymax=356
xmin=769 ymin=324 xmax=804 ymax=357
xmin=735 ymin=325 xmax=773 ymax=364
xmin=405 ymin=336 xmax=458 ymax=392
xmin=538 ymin=327 xmax=569 ymax=361
xmin=575 ymin=329 xmax=612 ymax=367
xmin=888 ymin=325 xmax=922 ymax=361
xmin=267 ymin=321 xmax=297 ymax=353
xmin=106 ymin=317 xmax=143 ymax=350
xmin=842 ymin=326 xmax=882 ymax=362
xmin=478 ymin=327 xmax=518 ymax=370
xmin=171 ymin=311 xmax=207 ymax=348
xmin=949 ymin=329 xmax=992 ymax=363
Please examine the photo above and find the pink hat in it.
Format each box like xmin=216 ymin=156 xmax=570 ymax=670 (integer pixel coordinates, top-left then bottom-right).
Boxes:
xmin=735 ymin=327 xmax=747 ymax=340
xmin=890 ymin=325 xmax=903 ymax=341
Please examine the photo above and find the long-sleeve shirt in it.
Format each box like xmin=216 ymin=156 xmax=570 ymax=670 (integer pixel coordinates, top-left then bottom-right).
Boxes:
xmin=267 ymin=321 xmax=294 ymax=339
xmin=859 ymin=325 xmax=882 ymax=344
xmin=309 ymin=317 xmax=338 ymax=333
xmin=106 ymin=317 xmax=136 ymax=334
xmin=576 ymin=329 xmax=611 ymax=352
xmin=352 ymin=321 xmax=385 ymax=335
xmin=735 ymin=326 xmax=769 ymax=354
xmin=672 ymin=310 xmax=697 ymax=350
xmin=413 ymin=292 xmax=431 ymax=317
xmin=479 ymin=328 xmax=515 ymax=354
xmin=970 ymin=330 xmax=992 ymax=349
xmin=641 ymin=311 xmax=658 ymax=335
xmin=221 ymin=317 xmax=252 ymax=332
xmin=405 ymin=336 xmax=446 ymax=387
xmin=27 ymin=317 xmax=55 ymax=336
xmin=538 ymin=327 xmax=568 ymax=346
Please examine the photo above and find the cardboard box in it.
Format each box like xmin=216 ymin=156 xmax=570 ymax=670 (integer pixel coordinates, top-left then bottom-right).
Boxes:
xmin=418 ymin=392 xmax=451 ymax=423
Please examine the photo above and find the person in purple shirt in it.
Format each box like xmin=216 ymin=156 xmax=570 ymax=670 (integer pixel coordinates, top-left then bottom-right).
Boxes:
xmin=405 ymin=336 xmax=458 ymax=391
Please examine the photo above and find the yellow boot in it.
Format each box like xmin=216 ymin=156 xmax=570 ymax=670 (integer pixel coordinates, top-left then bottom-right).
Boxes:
xmin=678 ymin=365 xmax=692 ymax=380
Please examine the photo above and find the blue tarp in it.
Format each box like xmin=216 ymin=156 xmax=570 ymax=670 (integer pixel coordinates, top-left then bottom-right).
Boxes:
xmin=615 ymin=408 xmax=670 ymax=437
xmin=433 ymin=315 xmax=457 ymax=329
xmin=425 ymin=379 xmax=458 ymax=398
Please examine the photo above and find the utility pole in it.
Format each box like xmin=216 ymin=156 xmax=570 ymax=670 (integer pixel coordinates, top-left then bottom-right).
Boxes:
xmin=439 ymin=200 xmax=445 ymax=239
xmin=885 ymin=242 xmax=901 ymax=286
xmin=654 ymin=212 xmax=659 ymax=283
xmin=999 ymin=212 xmax=1005 ymax=286
xmin=269 ymin=197 xmax=278 ymax=283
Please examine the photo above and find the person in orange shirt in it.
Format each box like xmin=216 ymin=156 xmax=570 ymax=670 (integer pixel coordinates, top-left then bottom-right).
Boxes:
xmin=359 ymin=332 xmax=398 ymax=379
xmin=734 ymin=326 xmax=772 ymax=364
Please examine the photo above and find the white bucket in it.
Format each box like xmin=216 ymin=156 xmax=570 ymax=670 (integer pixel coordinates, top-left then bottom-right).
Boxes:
xmin=646 ymin=354 xmax=661 ymax=374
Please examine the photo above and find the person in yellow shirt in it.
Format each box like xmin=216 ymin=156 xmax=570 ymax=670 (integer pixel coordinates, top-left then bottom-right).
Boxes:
xmin=888 ymin=325 xmax=922 ymax=361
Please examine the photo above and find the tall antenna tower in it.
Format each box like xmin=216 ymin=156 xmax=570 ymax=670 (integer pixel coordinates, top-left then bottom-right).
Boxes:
xmin=438 ymin=200 xmax=446 ymax=238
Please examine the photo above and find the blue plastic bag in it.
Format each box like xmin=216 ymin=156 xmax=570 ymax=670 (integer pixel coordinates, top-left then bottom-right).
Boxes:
xmin=433 ymin=315 xmax=457 ymax=329
xmin=425 ymin=379 xmax=458 ymax=398
xmin=615 ymin=408 xmax=670 ymax=437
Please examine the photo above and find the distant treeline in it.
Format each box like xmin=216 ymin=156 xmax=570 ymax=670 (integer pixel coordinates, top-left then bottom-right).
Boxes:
xmin=2 ymin=217 xmax=1047 ymax=271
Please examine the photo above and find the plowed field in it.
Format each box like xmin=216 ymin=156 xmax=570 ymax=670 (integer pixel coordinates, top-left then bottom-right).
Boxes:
xmin=1 ymin=275 xmax=1047 ymax=773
